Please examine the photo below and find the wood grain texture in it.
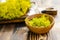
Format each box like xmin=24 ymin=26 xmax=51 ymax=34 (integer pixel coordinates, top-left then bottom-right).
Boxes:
xmin=27 ymin=31 xmax=48 ymax=40
xmin=0 ymin=24 xmax=15 ymax=40
xmin=0 ymin=22 xmax=48 ymax=40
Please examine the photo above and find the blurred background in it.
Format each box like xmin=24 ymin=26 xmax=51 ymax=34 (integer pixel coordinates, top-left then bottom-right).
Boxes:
xmin=0 ymin=0 xmax=60 ymax=40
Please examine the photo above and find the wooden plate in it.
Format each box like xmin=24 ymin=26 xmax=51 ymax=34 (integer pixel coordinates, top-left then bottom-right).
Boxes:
xmin=0 ymin=15 xmax=27 ymax=24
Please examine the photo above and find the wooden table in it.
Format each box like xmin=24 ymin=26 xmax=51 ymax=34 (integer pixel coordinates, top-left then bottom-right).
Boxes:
xmin=0 ymin=22 xmax=49 ymax=40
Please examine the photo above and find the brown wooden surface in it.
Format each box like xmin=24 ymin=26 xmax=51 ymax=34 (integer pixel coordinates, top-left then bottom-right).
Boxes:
xmin=0 ymin=15 xmax=27 ymax=24
xmin=0 ymin=22 xmax=48 ymax=40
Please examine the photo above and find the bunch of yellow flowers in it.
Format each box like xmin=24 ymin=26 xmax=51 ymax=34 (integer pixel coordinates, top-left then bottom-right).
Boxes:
xmin=0 ymin=0 xmax=31 ymax=20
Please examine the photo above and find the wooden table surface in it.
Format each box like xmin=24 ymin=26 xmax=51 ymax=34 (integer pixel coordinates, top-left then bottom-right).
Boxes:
xmin=0 ymin=22 xmax=49 ymax=40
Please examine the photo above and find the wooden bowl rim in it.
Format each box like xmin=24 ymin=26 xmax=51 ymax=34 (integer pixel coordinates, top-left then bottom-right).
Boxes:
xmin=25 ymin=14 xmax=54 ymax=28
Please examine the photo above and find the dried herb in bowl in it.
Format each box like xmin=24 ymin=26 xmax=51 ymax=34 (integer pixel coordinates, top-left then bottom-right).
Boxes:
xmin=25 ymin=14 xmax=54 ymax=34
xmin=28 ymin=15 xmax=51 ymax=28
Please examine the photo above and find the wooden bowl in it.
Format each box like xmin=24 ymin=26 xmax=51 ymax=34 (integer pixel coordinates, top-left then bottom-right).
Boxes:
xmin=25 ymin=14 xmax=54 ymax=34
